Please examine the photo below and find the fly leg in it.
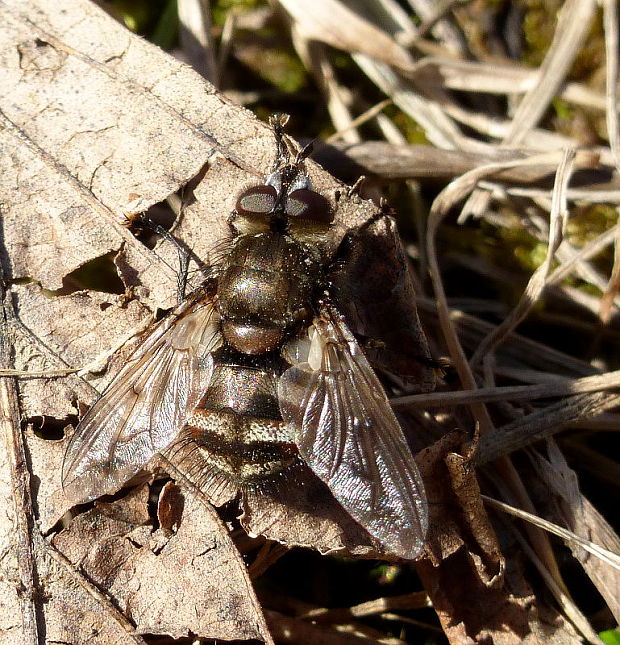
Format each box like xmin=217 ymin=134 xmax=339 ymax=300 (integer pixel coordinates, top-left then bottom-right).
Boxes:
xmin=151 ymin=224 xmax=190 ymax=304
xmin=124 ymin=208 xmax=194 ymax=305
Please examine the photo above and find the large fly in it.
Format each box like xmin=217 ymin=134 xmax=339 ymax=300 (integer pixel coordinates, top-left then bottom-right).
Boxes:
xmin=62 ymin=115 xmax=430 ymax=559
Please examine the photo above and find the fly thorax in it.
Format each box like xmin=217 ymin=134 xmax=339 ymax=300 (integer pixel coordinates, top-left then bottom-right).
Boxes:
xmin=218 ymin=232 xmax=322 ymax=354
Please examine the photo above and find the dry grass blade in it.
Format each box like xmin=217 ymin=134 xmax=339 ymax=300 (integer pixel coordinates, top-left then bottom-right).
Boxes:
xmin=469 ymin=149 xmax=576 ymax=367
xmin=477 ymin=391 xmax=620 ymax=465
xmin=215 ymin=8 xmax=235 ymax=83
xmin=427 ymin=150 xmax=578 ymax=394
xmin=353 ymin=55 xmax=466 ymax=148
xmin=290 ymin=32 xmax=361 ymax=143
xmin=482 ymin=495 xmax=620 ymax=571
xmin=603 ymin=0 xmax=620 ymax=171
xmin=426 ymin=151 xmax=580 ymax=631
xmin=531 ymin=442 xmax=620 ymax=623
xmin=324 ymin=142 xmax=599 ymax=182
xmin=494 ymin=507 xmax=602 ymax=643
xmin=403 ymin=0 xmax=467 ymax=52
xmin=414 ymin=0 xmax=467 ymax=41
xmin=0 ymin=282 xmax=39 ymax=644
xmin=279 ymin=0 xmax=416 ymax=72
xmin=418 ymin=57 xmax=606 ymax=111
xmin=449 ymin=312 xmax=602 ymax=377
xmin=0 ymin=368 xmax=77 ymax=378
xmin=475 ymin=171 xmax=620 ymax=205
xmin=177 ymin=0 xmax=217 ymax=80
xmin=299 ymin=592 xmax=431 ymax=622
xmin=599 ymin=217 xmax=620 ymax=322
xmin=461 ymin=0 xmax=596 ymax=217
xmin=265 ymin=609 xmax=409 ymax=644
xmin=547 ymin=222 xmax=620 ymax=288
xmin=484 ymin=452 xmax=603 ymax=643
xmin=325 ymin=99 xmax=393 ymax=144
xmin=505 ymin=0 xmax=598 ymax=143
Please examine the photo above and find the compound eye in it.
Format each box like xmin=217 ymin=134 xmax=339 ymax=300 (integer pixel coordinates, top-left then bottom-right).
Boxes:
xmin=236 ymin=185 xmax=277 ymax=215
xmin=286 ymin=189 xmax=333 ymax=223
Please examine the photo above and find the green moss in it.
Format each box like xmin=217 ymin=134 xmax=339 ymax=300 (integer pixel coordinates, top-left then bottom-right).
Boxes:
xmin=520 ymin=0 xmax=604 ymax=82
xmin=369 ymin=563 xmax=401 ymax=585
xmin=235 ymin=43 xmax=308 ymax=93
xmin=514 ymin=239 xmax=548 ymax=270
xmin=108 ymin=0 xmax=170 ymax=35
xmin=552 ymin=97 xmax=573 ymax=122
xmin=387 ymin=107 xmax=430 ymax=145
xmin=568 ymin=204 xmax=617 ymax=245
xmin=440 ymin=215 xmax=540 ymax=274
xmin=332 ymin=51 xmax=355 ymax=71
xmin=520 ymin=0 xmax=563 ymax=67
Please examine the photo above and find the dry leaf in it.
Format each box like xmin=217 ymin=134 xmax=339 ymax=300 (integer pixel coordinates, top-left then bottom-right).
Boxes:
xmin=51 ymin=483 xmax=273 ymax=641
xmin=0 ymin=0 xmax=433 ymax=642
xmin=416 ymin=440 xmax=580 ymax=645
xmin=531 ymin=441 xmax=620 ymax=624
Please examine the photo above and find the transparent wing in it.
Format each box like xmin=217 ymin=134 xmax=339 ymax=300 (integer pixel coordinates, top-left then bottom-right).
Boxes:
xmin=278 ymin=301 xmax=428 ymax=559
xmin=62 ymin=292 xmax=221 ymax=504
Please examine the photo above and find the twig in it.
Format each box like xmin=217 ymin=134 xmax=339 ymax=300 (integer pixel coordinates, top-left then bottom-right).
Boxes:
xmin=469 ymin=149 xmax=576 ymax=367
xmin=476 ymin=391 xmax=620 ymax=465
xmin=0 ymin=279 xmax=41 ymax=644
xmin=426 ymin=150 xmax=576 ymax=610
xmin=299 ymin=591 xmax=431 ymax=622
xmin=177 ymin=0 xmax=217 ymax=81
xmin=325 ymin=99 xmax=393 ymax=144
xmin=392 ymin=369 xmax=620 ymax=408
xmin=599 ymin=214 xmax=620 ymax=323
xmin=603 ymin=0 xmax=620 ymax=171
xmin=489 ymin=502 xmax=602 ymax=643
xmin=265 ymin=609 xmax=409 ymax=645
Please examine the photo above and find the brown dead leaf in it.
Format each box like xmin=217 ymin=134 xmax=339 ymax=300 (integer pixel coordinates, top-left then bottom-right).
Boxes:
xmin=51 ymin=483 xmax=273 ymax=641
xmin=12 ymin=284 xmax=151 ymax=411
xmin=443 ymin=451 xmax=504 ymax=586
xmin=0 ymin=0 xmax=434 ymax=642
xmin=241 ymin=470 xmax=379 ymax=558
xmin=329 ymin=212 xmax=436 ymax=390
xmin=415 ymin=434 xmax=581 ymax=644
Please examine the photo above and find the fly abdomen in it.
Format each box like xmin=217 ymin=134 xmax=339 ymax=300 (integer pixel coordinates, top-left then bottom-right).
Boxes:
xmin=168 ymin=348 xmax=302 ymax=504
xmin=184 ymin=410 xmax=298 ymax=484
xmin=199 ymin=359 xmax=282 ymax=419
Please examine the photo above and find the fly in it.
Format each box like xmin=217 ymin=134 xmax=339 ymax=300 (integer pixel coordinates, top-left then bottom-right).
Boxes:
xmin=62 ymin=114 xmax=429 ymax=559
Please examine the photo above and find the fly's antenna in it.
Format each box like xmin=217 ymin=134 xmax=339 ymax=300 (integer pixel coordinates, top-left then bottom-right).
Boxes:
xmin=294 ymin=139 xmax=315 ymax=165
xmin=268 ymin=113 xmax=317 ymax=193
xmin=269 ymin=113 xmax=291 ymax=171
xmin=269 ymin=112 xmax=313 ymax=171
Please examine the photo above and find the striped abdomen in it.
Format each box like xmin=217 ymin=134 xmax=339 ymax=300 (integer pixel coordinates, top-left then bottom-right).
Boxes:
xmin=170 ymin=349 xmax=301 ymax=504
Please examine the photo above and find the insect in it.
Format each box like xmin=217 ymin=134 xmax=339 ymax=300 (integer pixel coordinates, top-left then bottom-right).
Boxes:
xmin=62 ymin=115 xmax=429 ymax=559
